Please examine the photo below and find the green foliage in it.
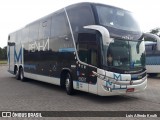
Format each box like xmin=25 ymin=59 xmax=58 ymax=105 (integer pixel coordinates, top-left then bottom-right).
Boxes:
xmin=0 ymin=60 xmax=7 ymax=64
xmin=0 ymin=46 xmax=7 ymax=60
xmin=150 ymin=28 xmax=160 ymax=36
xmin=144 ymin=36 xmax=156 ymax=42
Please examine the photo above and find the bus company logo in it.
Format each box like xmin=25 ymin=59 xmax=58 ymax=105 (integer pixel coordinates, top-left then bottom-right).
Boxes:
xmin=122 ymin=35 xmax=133 ymax=40
xmin=113 ymin=73 xmax=122 ymax=81
xmin=14 ymin=47 xmax=22 ymax=63
xmin=2 ymin=112 xmax=11 ymax=117
xmin=29 ymin=37 xmax=49 ymax=52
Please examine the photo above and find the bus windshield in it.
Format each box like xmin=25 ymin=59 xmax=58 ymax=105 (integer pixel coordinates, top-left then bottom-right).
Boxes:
xmin=96 ymin=5 xmax=140 ymax=32
xmin=106 ymin=39 xmax=145 ymax=71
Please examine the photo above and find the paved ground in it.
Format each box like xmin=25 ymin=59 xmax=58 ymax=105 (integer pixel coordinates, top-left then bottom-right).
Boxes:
xmin=0 ymin=65 xmax=160 ymax=120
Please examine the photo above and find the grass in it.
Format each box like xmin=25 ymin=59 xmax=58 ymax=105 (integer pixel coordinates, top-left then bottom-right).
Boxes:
xmin=0 ymin=60 xmax=7 ymax=64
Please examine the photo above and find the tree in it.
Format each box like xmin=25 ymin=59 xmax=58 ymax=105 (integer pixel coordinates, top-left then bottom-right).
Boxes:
xmin=3 ymin=46 xmax=7 ymax=60
xmin=150 ymin=28 xmax=160 ymax=36
xmin=0 ymin=46 xmax=7 ymax=60
xmin=0 ymin=47 xmax=2 ymax=60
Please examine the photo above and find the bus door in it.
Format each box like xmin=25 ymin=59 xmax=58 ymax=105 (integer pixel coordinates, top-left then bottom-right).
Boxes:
xmin=87 ymin=44 xmax=98 ymax=94
xmin=7 ymin=42 xmax=15 ymax=73
xmin=77 ymin=33 xmax=98 ymax=93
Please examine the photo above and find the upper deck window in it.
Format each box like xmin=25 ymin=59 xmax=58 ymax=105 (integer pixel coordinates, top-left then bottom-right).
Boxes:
xmin=95 ymin=5 xmax=140 ymax=32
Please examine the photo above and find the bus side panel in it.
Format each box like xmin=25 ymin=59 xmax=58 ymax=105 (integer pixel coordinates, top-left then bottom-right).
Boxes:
xmin=145 ymin=42 xmax=160 ymax=74
xmin=24 ymin=72 xmax=60 ymax=85
xmin=146 ymin=65 xmax=160 ymax=73
xmin=23 ymin=10 xmax=77 ymax=82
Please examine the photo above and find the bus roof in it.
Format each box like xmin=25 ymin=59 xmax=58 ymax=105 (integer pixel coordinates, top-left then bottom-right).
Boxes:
xmin=8 ymin=2 xmax=129 ymax=36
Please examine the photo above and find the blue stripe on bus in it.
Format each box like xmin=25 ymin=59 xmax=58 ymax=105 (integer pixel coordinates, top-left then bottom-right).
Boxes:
xmin=146 ymin=56 xmax=160 ymax=65
xmin=24 ymin=64 xmax=36 ymax=70
xmin=59 ymin=48 xmax=75 ymax=52
xmin=14 ymin=47 xmax=22 ymax=63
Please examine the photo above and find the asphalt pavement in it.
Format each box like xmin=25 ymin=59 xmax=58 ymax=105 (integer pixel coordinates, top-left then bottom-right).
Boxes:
xmin=0 ymin=65 xmax=160 ymax=120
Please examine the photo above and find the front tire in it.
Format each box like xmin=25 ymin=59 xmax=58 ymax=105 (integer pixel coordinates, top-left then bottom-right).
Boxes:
xmin=65 ymin=73 xmax=74 ymax=95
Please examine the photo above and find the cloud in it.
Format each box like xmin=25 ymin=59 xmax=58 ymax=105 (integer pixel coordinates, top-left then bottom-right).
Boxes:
xmin=0 ymin=0 xmax=160 ymax=47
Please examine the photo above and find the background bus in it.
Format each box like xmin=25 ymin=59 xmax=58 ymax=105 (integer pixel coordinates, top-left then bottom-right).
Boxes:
xmin=8 ymin=2 xmax=147 ymax=96
xmin=145 ymin=33 xmax=160 ymax=77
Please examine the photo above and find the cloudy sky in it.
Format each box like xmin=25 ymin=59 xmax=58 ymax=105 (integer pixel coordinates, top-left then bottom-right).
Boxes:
xmin=0 ymin=0 xmax=160 ymax=48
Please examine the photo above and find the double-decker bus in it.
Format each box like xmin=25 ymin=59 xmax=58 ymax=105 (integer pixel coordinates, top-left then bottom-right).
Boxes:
xmin=8 ymin=2 xmax=147 ymax=96
xmin=145 ymin=33 xmax=160 ymax=77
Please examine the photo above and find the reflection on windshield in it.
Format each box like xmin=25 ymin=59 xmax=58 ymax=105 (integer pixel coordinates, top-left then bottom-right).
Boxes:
xmin=106 ymin=39 xmax=145 ymax=71
xmin=96 ymin=5 xmax=140 ymax=32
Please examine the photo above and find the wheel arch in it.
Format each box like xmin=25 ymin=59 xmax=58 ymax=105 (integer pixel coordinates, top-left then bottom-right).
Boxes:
xmin=14 ymin=65 xmax=18 ymax=75
xmin=60 ymin=68 xmax=72 ymax=88
xmin=14 ymin=64 xmax=23 ymax=74
xmin=19 ymin=65 xmax=23 ymax=70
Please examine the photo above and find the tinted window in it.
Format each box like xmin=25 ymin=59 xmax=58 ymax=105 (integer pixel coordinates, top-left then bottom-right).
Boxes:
xmin=39 ymin=17 xmax=51 ymax=40
xmin=77 ymin=33 xmax=98 ymax=66
xmin=16 ymin=30 xmax=21 ymax=44
xmin=106 ymin=39 xmax=145 ymax=70
xmin=28 ymin=22 xmax=39 ymax=42
xmin=50 ymin=11 xmax=73 ymax=51
xmin=10 ymin=33 xmax=16 ymax=43
xmin=145 ymin=44 xmax=157 ymax=55
xmin=21 ymin=27 xmax=29 ymax=44
xmin=51 ymin=12 xmax=69 ymax=37
xmin=96 ymin=5 xmax=140 ymax=32
xmin=67 ymin=5 xmax=95 ymax=33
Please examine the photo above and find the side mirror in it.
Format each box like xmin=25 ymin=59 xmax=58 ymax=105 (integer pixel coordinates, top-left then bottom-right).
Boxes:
xmin=8 ymin=42 xmax=15 ymax=46
xmin=136 ymin=41 xmax=141 ymax=54
xmin=83 ymin=25 xmax=112 ymax=46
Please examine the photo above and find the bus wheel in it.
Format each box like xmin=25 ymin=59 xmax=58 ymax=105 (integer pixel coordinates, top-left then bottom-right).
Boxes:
xmin=19 ymin=67 xmax=25 ymax=82
xmin=65 ymin=73 xmax=74 ymax=95
xmin=15 ymin=67 xmax=20 ymax=80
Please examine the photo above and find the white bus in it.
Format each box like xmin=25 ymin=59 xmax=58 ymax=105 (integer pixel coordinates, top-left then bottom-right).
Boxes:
xmin=145 ymin=33 xmax=160 ymax=77
xmin=8 ymin=2 xmax=148 ymax=96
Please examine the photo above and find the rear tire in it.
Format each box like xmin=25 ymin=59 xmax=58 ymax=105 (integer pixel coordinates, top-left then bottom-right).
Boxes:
xmin=19 ymin=67 xmax=26 ymax=82
xmin=15 ymin=67 xmax=20 ymax=80
xmin=65 ymin=73 xmax=74 ymax=95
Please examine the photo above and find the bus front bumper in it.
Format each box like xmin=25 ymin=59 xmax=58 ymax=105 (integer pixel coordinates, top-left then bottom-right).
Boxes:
xmin=92 ymin=71 xmax=147 ymax=96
